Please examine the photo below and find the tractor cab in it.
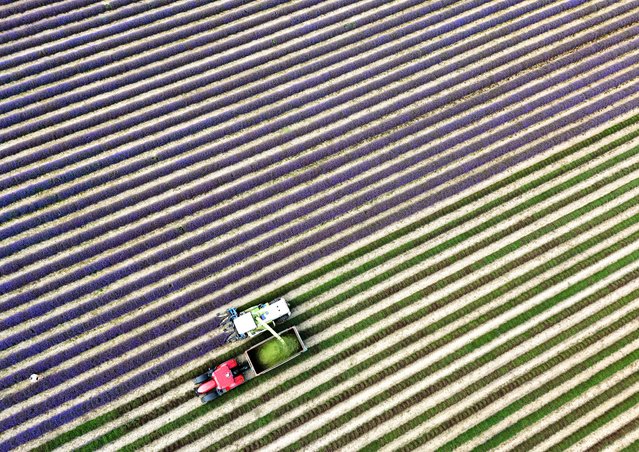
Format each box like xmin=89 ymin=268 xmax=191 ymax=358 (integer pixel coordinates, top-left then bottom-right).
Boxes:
xmin=194 ymin=358 xmax=248 ymax=403
xmin=212 ymin=364 xmax=235 ymax=390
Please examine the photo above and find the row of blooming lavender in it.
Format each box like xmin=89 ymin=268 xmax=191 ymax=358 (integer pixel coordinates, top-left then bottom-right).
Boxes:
xmin=2 ymin=1 xmax=631 ymax=328
xmin=2 ymin=9 xmax=636 ymax=365
xmin=4 ymin=80 xmax=637 ymax=450
xmin=1 ymin=0 xmax=638 ymax=449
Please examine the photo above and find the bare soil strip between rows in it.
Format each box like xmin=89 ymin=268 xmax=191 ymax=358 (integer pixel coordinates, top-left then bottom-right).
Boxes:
xmin=33 ymin=119 xmax=639 ymax=451
xmin=151 ymin=171 xmax=639 ymax=450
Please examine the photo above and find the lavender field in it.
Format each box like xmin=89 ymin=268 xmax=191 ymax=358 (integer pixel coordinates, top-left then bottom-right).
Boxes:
xmin=1 ymin=0 xmax=639 ymax=450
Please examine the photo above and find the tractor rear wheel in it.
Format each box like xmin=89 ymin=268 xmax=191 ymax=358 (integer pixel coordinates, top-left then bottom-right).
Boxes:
xmin=201 ymin=391 xmax=221 ymax=404
xmin=194 ymin=371 xmax=210 ymax=385
xmin=232 ymin=362 xmax=250 ymax=376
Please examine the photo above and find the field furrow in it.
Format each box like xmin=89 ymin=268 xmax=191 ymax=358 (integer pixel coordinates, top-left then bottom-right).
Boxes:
xmin=2 ymin=0 xmax=638 ymax=449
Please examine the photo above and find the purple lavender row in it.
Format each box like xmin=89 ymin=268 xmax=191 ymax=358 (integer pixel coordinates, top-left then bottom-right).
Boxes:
xmin=0 ymin=0 xmax=517 ymax=227
xmin=0 ymin=0 xmax=524 ymax=246
xmin=0 ymin=13 xmax=633 ymax=320
xmin=0 ymin=0 xmax=399 ymax=119
xmin=2 ymin=91 xmax=634 ymax=405
xmin=3 ymin=65 xmax=635 ymax=373
xmin=0 ymin=332 xmax=227 ymax=450
xmin=0 ymin=0 xmax=447 ymax=185
xmin=0 ymin=0 xmax=259 ymax=71
xmin=2 ymin=97 xmax=635 ymax=446
xmin=0 ymin=0 xmax=101 ymax=32
xmin=0 ymin=0 xmax=557 ymax=249
xmin=0 ymin=309 xmax=221 ymax=391
xmin=0 ymin=19 xmax=631 ymax=331
xmin=0 ymin=0 xmax=90 ymax=19
xmin=0 ymin=0 xmax=132 ymax=44
xmin=1 ymin=0 xmax=478 ymax=152
xmin=0 ymin=0 xmax=618 ymax=264
xmin=0 ymin=319 xmax=218 ymax=413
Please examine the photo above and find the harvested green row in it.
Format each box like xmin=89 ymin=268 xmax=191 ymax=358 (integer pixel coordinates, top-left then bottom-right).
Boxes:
xmin=584 ymin=413 xmax=639 ymax=451
xmin=511 ymin=362 xmax=639 ymax=451
xmin=276 ymin=242 xmax=639 ymax=452
xmin=477 ymin=324 xmax=639 ymax=450
xmin=146 ymin=160 xmax=639 ymax=450
xmin=547 ymin=387 xmax=639 ymax=451
xmin=170 ymin=174 xmax=639 ymax=449
xmin=41 ymin=116 xmax=639 ymax=452
xmin=237 ymin=205 xmax=639 ymax=451
xmin=363 ymin=270 xmax=639 ymax=451
xmin=446 ymin=306 xmax=639 ymax=449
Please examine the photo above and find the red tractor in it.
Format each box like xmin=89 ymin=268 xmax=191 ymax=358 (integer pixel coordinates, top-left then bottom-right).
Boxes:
xmin=194 ymin=358 xmax=250 ymax=403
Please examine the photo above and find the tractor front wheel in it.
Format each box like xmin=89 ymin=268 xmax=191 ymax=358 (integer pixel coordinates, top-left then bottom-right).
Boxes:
xmin=201 ymin=391 xmax=221 ymax=404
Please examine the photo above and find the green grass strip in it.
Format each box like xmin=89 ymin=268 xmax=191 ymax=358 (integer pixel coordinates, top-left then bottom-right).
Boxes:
xmin=109 ymin=161 xmax=638 ymax=451
xmin=478 ymin=326 xmax=639 ymax=450
xmin=621 ymin=436 xmax=639 ymax=451
xmin=511 ymin=365 xmax=639 ymax=451
xmin=193 ymin=203 xmax=639 ymax=449
xmin=548 ymin=388 xmax=639 ymax=451
xmin=447 ymin=301 xmax=639 ymax=449
xmin=146 ymin=171 xmax=639 ymax=451
xmin=84 ymin=162 xmax=638 ymax=452
xmin=396 ymin=288 xmax=639 ymax=451
xmin=325 ymin=257 xmax=639 ymax=451
xmin=38 ymin=115 xmax=639 ymax=451
xmin=512 ymin=370 xmax=639 ymax=451
xmin=584 ymin=414 xmax=639 ymax=451
xmin=264 ymin=213 xmax=639 ymax=452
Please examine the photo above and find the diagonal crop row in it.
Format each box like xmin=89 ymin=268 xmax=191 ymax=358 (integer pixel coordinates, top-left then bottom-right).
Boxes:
xmin=546 ymin=387 xmax=639 ymax=451
xmin=62 ymin=179 xmax=639 ymax=448
xmin=0 ymin=0 xmax=622 ymax=238
xmin=446 ymin=306 xmax=639 ymax=449
xmin=1 ymin=0 xmax=477 ymax=152
xmin=509 ymin=359 xmax=639 ymax=451
xmin=0 ymin=0 xmax=100 ymax=31
xmin=1 ymin=1 xmax=627 ymax=240
xmin=4 ymin=55 xmax=637 ymax=373
xmin=314 ymin=277 xmax=639 ymax=452
xmin=217 ymin=225 xmax=639 ymax=452
xmin=32 ymin=113 xmax=639 ymax=451
xmin=12 ymin=141 xmax=638 ymax=447
xmin=0 ymin=323 xmax=223 ymax=410
xmin=477 ymin=327 xmax=639 ymax=450
xmin=0 ymin=0 xmax=585 ymax=254
xmin=583 ymin=414 xmax=639 ymax=451
xmin=6 ymin=129 xmax=639 ymax=450
xmin=5 ymin=46 xmax=637 ymax=338
xmin=0 ymin=0 xmax=122 ymax=42
xmin=4 ymin=119 xmax=637 ymax=422
xmin=5 ymin=28 xmax=637 ymax=319
xmin=397 ymin=301 xmax=639 ymax=452
xmin=23 ymin=120 xmax=639 ymax=444
xmin=0 ymin=334 xmax=228 ymax=451
xmin=132 ymin=169 xmax=639 ymax=451
xmin=0 ymin=0 xmax=293 ymax=78
xmin=0 ymin=0 xmax=414 ymax=121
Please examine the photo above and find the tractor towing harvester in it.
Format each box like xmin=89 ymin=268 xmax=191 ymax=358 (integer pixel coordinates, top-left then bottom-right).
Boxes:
xmin=195 ymin=298 xmax=306 ymax=404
